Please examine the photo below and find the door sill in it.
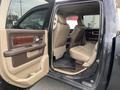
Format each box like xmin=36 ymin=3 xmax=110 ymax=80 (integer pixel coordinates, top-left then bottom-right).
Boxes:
xmin=47 ymin=71 xmax=95 ymax=90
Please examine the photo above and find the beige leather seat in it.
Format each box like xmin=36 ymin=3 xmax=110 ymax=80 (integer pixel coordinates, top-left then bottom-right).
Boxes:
xmin=53 ymin=15 xmax=70 ymax=59
xmin=70 ymin=42 xmax=98 ymax=67
xmin=70 ymin=17 xmax=86 ymax=47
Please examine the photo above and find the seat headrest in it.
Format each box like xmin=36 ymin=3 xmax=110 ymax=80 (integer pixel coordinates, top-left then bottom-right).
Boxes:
xmin=56 ymin=14 xmax=66 ymax=24
xmin=53 ymin=14 xmax=67 ymax=30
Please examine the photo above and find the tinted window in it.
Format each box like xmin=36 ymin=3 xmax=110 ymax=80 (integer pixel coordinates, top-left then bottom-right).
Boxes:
xmin=19 ymin=10 xmax=47 ymax=29
xmin=6 ymin=0 xmax=48 ymax=29
xmin=84 ymin=15 xmax=100 ymax=29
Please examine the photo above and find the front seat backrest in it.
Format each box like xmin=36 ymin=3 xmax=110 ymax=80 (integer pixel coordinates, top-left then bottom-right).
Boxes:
xmin=53 ymin=15 xmax=70 ymax=59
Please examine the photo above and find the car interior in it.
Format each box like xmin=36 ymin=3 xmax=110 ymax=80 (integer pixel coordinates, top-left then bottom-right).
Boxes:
xmin=52 ymin=1 xmax=100 ymax=75
xmin=1 ymin=0 xmax=101 ymax=88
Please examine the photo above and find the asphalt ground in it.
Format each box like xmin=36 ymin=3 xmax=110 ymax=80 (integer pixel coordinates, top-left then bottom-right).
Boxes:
xmin=30 ymin=77 xmax=80 ymax=90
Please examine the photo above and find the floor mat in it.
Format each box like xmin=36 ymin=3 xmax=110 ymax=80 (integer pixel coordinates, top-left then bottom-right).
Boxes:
xmin=64 ymin=61 xmax=98 ymax=80
xmin=58 ymin=63 xmax=85 ymax=73
xmin=54 ymin=53 xmax=76 ymax=69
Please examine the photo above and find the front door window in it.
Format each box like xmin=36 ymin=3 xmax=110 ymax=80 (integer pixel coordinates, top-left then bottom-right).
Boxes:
xmin=6 ymin=0 xmax=48 ymax=29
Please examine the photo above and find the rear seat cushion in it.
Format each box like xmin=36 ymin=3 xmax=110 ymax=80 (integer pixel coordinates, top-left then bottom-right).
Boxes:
xmin=70 ymin=42 xmax=96 ymax=62
xmin=83 ymin=42 xmax=98 ymax=67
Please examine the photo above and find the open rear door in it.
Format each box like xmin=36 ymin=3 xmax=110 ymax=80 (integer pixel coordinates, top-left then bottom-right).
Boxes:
xmin=0 ymin=0 xmax=54 ymax=88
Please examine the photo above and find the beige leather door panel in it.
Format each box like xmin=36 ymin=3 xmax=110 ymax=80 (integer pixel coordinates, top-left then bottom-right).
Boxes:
xmin=0 ymin=29 xmax=49 ymax=88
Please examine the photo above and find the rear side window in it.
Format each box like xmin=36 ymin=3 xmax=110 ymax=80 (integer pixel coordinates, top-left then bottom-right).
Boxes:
xmin=6 ymin=0 xmax=48 ymax=29
xmin=84 ymin=15 xmax=100 ymax=29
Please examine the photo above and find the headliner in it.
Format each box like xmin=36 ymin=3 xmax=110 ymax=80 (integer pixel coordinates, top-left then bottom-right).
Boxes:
xmin=57 ymin=1 xmax=100 ymax=16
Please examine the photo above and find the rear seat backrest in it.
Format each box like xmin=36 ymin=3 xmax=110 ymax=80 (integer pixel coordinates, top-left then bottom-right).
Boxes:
xmin=70 ymin=26 xmax=86 ymax=47
xmin=70 ymin=18 xmax=86 ymax=47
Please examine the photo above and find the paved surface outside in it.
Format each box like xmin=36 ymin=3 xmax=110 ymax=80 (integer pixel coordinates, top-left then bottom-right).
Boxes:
xmin=30 ymin=77 xmax=80 ymax=90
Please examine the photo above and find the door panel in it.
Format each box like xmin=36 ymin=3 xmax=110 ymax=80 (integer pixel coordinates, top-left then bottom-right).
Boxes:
xmin=0 ymin=29 xmax=49 ymax=88
xmin=0 ymin=0 xmax=55 ymax=88
xmin=4 ymin=30 xmax=46 ymax=67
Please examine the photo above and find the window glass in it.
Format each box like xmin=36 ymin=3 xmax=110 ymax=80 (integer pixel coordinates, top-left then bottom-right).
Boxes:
xmin=6 ymin=0 xmax=48 ymax=29
xmin=66 ymin=16 xmax=78 ymax=29
xmin=19 ymin=10 xmax=47 ymax=29
xmin=84 ymin=15 xmax=100 ymax=29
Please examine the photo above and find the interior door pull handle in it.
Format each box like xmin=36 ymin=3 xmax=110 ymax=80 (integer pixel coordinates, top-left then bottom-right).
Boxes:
xmin=25 ymin=45 xmax=32 ymax=47
xmin=4 ymin=43 xmax=46 ymax=57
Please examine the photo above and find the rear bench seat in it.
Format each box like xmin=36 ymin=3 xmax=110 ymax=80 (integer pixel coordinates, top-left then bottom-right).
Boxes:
xmin=70 ymin=42 xmax=98 ymax=67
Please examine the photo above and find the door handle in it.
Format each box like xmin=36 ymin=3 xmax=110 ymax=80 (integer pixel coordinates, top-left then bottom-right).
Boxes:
xmin=25 ymin=44 xmax=32 ymax=47
xmin=4 ymin=43 xmax=46 ymax=57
